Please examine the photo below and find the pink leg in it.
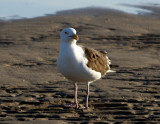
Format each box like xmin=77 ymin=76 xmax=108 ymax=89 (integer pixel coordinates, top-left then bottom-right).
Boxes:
xmin=74 ymin=82 xmax=78 ymax=108
xmin=85 ymin=82 xmax=90 ymax=108
xmin=64 ymin=82 xmax=79 ymax=108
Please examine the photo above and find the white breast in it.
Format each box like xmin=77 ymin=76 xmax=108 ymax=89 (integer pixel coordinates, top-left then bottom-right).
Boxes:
xmin=57 ymin=42 xmax=101 ymax=82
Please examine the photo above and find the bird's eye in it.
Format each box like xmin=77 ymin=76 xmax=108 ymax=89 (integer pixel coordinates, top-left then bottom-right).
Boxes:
xmin=64 ymin=32 xmax=67 ymax=34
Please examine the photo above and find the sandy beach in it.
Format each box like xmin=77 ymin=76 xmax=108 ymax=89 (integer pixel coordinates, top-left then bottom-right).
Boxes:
xmin=0 ymin=7 xmax=160 ymax=123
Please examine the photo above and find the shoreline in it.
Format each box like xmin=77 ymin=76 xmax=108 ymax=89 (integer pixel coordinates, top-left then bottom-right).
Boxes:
xmin=1 ymin=5 xmax=160 ymax=22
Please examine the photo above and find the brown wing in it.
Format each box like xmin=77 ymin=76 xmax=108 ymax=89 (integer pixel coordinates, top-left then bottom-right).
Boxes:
xmin=84 ymin=47 xmax=110 ymax=76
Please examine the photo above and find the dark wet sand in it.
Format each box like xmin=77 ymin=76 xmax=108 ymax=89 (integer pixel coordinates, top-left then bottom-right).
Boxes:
xmin=0 ymin=7 xmax=160 ymax=123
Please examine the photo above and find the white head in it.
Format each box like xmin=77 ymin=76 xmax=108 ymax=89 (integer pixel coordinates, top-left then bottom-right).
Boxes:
xmin=60 ymin=28 xmax=79 ymax=43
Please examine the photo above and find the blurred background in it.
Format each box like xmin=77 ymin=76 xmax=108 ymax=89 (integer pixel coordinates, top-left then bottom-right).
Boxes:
xmin=0 ymin=0 xmax=160 ymax=20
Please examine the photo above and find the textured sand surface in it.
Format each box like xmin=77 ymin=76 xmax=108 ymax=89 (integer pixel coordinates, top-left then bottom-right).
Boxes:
xmin=0 ymin=8 xmax=160 ymax=123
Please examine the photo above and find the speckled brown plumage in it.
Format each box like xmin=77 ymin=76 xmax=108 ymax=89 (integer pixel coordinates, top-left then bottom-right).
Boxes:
xmin=84 ymin=47 xmax=110 ymax=76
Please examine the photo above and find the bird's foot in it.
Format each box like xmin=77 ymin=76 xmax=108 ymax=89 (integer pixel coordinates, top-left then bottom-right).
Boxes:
xmin=63 ymin=103 xmax=90 ymax=110
xmin=75 ymin=104 xmax=89 ymax=110
xmin=63 ymin=103 xmax=79 ymax=108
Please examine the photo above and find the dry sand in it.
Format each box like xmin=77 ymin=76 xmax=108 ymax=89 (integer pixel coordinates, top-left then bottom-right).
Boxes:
xmin=0 ymin=7 xmax=160 ymax=123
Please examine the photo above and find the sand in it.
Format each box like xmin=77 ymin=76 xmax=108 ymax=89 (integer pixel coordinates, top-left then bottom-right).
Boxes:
xmin=0 ymin=7 xmax=160 ymax=123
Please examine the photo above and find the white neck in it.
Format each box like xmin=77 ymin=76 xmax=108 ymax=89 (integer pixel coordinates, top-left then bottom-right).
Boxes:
xmin=61 ymin=39 xmax=77 ymax=47
xmin=59 ymin=40 xmax=78 ymax=56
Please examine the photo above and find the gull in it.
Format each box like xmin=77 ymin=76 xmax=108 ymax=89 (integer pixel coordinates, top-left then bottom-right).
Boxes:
xmin=57 ymin=28 xmax=112 ymax=109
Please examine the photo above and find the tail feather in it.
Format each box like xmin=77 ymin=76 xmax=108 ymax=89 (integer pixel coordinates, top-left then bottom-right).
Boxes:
xmin=104 ymin=52 xmax=115 ymax=73
xmin=107 ymin=70 xmax=116 ymax=73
